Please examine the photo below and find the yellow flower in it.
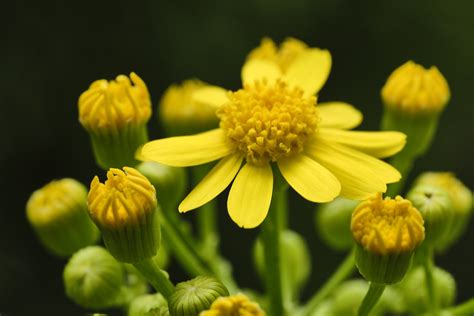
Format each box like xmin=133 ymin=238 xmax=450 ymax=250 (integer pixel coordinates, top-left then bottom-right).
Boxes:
xmin=199 ymin=293 xmax=265 ymax=316
xmin=381 ymin=61 xmax=450 ymax=115
xmin=159 ymin=79 xmax=220 ymax=136
xmin=351 ymin=193 xmax=425 ymax=255
xmin=140 ymin=38 xmax=406 ymax=228
xmin=79 ymin=72 xmax=151 ymax=131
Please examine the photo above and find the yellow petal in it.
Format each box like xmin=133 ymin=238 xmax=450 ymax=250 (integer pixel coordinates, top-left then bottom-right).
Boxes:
xmin=278 ymin=154 xmax=341 ymax=203
xmin=318 ymin=102 xmax=363 ymax=129
xmin=306 ymin=139 xmax=401 ymax=199
xmin=318 ymin=128 xmax=406 ymax=158
xmin=284 ymin=48 xmax=332 ymax=96
xmin=179 ymin=154 xmax=243 ymax=212
xmin=241 ymin=59 xmax=282 ymax=86
xmin=192 ymin=85 xmax=229 ymax=109
xmin=140 ymin=129 xmax=234 ymax=167
xmin=227 ymin=163 xmax=273 ymax=228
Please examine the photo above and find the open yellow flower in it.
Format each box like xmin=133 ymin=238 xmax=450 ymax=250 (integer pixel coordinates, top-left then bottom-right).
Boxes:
xmin=140 ymin=38 xmax=406 ymax=228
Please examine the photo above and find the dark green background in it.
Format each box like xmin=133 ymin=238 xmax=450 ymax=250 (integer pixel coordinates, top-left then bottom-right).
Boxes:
xmin=1 ymin=0 xmax=473 ymax=314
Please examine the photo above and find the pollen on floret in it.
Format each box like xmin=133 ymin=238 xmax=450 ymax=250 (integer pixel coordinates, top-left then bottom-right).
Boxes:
xmin=78 ymin=72 xmax=151 ymax=131
xmin=87 ymin=167 xmax=156 ymax=229
xmin=217 ymin=79 xmax=318 ymax=165
xmin=381 ymin=61 xmax=450 ymax=114
xmin=200 ymin=293 xmax=265 ymax=316
xmin=351 ymin=193 xmax=425 ymax=255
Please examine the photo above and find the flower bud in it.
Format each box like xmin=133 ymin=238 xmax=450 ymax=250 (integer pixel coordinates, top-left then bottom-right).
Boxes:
xmin=253 ymin=230 xmax=311 ymax=299
xmin=63 ymin=246 xmax=123 ymax=309
xmin=381 ymin=61 xmax=450 ymax=158
xmin=351 ymin=194 xmax=425 ymax=284
xmin=407 ymin=184 xmax=453 ymax=245
xmin=400 ymin=266 xmax=456 ymax=314
xmin=159 ymin=80 xmax=220 ymax=136
xmin=87 ymin=167 xmax=160 ymax=263
xmin=169 ymin=276 xmax=229 ymax=316
xmin=200 ymin=293 xmax=265 ymax=316
xmin=78 ymin=72 xmax=151 ymax=169
xmin=315 ymin=197 xmax=359 ymax=251
xmin=137 ymin=161 xmax=187 ymax=209
xmin=415 ymin=172 xmax=472 ymax=250
xmin=26 ymin=178 xmax=99 ymax=257
xmin=128 ymin=293 xmax=168 ymax=316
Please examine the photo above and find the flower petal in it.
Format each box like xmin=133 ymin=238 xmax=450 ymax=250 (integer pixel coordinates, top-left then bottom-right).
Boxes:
xmin=284 ymin=48 xmax=332 ymax=96
xmin=227 ymin=163 xmax=273 ymax=228
xmin=318 ymin=128 xmax=406 ymax=158
xmin=278 ymin=154 xmax=341 ymax=203
xmin=306 ymin=138 xmax=401 ymax=199
xmin=318 ymin=102 xmax=363 ymax=129
xmin=192 ymin=85 xmax=229 ymax=109
xmin=179 ymin=154 xmax=243 ymax=212
xmin=241 ymin=59 xmax=282 ymax=86
xmin=140 ymin=129 xmax=234 ymax=167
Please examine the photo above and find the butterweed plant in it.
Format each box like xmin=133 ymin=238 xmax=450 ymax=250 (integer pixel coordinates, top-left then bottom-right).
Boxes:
xmin=26 ymin=37 xmax=473 ymax=316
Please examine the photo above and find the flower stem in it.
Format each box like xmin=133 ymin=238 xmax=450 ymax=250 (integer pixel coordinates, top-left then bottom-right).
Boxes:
xmin=133 ymin=258 xmax=175 ymax=300
xmin=300 ymin=250 xmax=355 ymax=316
xmin=358 ymin=282 xmax=386 ymax=316
xmin=447 ymin=298 xmax=474 ymax=315
xmin=386 ymin=153 xmax=414 ymax=196
xmin=422 ymin=247 xmax=439 ymax=316
xmin=261 ymin=187 xmax=285 ymax=316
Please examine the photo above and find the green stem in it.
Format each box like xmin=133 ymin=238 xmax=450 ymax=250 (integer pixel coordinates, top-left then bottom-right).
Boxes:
xmin=358 ymin=282 xmax=386 ymax=316
xmin=386 ymin=153 xmax=414 ymax=196
xmin=447 ymin=298 xmax=474 ymax=316
xmin=160 ymin=213 xmax=210 ymax=276
xmin=261 ymin=188 xmax=285 ymax=316
xmin=133 ymin=258 xmax=175 ymax=300
xmin=300 ymin=250 xmax=355 ymax=316
xmin=276 ymin=187 xmax=288 ymax=231
xmin=422 ymin=247 xmax=438 ymax=315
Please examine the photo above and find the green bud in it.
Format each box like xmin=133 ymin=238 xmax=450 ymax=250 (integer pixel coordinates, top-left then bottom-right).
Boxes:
xmin=26 ymin=178 xmax=99 ymax=257
xmin=128 ymin=293 xmax=168 ymax=316
xmin=315 ymin=197 xmax=358 ymax=251
xmin=415 ymin=172 xmax=473 ymax=251
xmin=407 ymin=184 xmax=453 ymax=245
xmin=63 ymin=246 xmax=123 ymax=309
xmin=253 ymin=230 xmax=311 ymax=299
xmin=137 ymin=161 xmax=187 ymax=209
xmin=144 ymin=307 xmax=170 ymax=316
xmin=400 ymin=266 xmax=456 ymax=314
xmin=88 ymin=168 xmax=161 ymax=263
xmin=78 ymin=73 xmax=151 ymax=170
xmin=153 ymin=243 xmax=170 ymax=269
xmin=169 ymin=276 xmax=229 ymax=316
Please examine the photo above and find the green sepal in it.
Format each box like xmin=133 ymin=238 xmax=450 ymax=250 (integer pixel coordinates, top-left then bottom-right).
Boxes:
xmin=354 ymin=243 xmax=413 ymax=284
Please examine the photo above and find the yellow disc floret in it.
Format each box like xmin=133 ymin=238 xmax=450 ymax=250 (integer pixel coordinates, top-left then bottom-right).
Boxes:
xmin=217 ymin=80 xmax=318 ymax=165
xmin=88 ymin=167 xmax=157 ymax=229
xmin=351 ymin=193 xmax=425 ymax=255
xmin=247 ymin=37 xmax=308 ymax=72
xmin=200 ymin=293 xmax=265 ymax=316
xmin=78 ymin=72 xmax=151 ymax=131
xmin=381 ymin=61 xmax=450 ymax=114
xmin=27 ymin=178 xmax=87 ymax=225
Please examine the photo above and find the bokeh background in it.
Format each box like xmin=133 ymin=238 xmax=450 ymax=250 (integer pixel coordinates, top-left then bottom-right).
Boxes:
xmin=1 ymin=0 xmax=473 ymax=314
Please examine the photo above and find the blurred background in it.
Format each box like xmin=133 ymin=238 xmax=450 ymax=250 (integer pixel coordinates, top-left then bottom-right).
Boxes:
xmin=1 ymin=0 xmax=473 ymax=314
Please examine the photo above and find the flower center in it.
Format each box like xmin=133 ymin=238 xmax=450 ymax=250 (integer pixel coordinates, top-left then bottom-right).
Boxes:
xmin=217 ymin=80 xmax=318 ymax=165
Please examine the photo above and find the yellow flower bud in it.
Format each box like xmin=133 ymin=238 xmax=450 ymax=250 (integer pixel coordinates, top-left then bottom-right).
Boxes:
xmin=159 ymin=80 xmax=220 ymax=136
xmin=78 ymin=72 xmax=151 ymax=169
xmin=199 ymin=293 xmax=265 ymax=316
xmin=351 ymin=194 xmax=425 ymax=284
xmin=26 ymin=178 xmax=99 ymax=256
xmin=87 ymin=167 xmax=160 ymax=262
xmin=415 ymin=172 xmax=472 ymax=251
xmin=381 ymin=61 xmax=450 ymax=115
